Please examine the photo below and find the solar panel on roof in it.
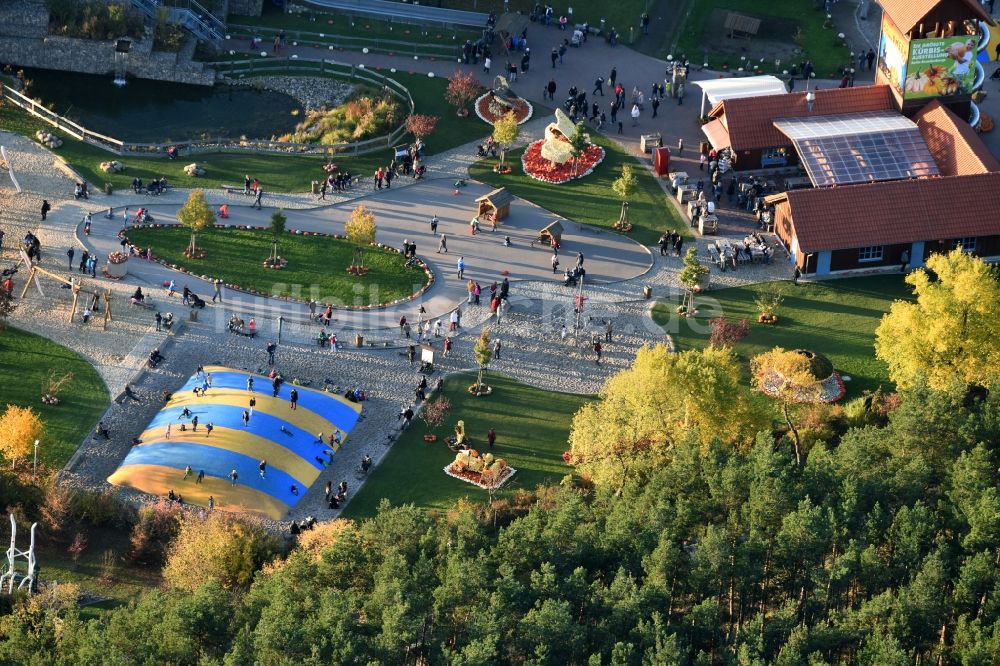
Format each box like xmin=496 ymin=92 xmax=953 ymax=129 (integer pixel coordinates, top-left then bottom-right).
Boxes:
xmin=773 ymin=112 xmax=939 ymax=187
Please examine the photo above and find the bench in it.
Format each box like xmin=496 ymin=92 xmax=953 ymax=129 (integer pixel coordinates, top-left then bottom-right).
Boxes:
xmin=302 ymin=0 xmax=488 ymax=28
xmin=221 ymin=185 xmax=249 ymax=195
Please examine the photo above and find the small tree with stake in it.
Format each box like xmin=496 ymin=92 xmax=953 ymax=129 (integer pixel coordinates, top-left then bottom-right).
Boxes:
xmin=471 ymin=329 xmax=494 ymax=396
xmin=677 ymin=247 xmax=708 ymax=316
xmin=568 ymin=121 xmax=590 ymax=177
xmin=345 ymin=204 xmax=377 ymax=276
xmin=611 ymin=164 xmax=637 ymax=232
xmin=491 ymin=111 xmax=519 ymax=174
xmin=265 ymin=209 xmax=287 ymax=269
xmin=177 ymin=189 xmax=214 ymax=259
xmin=419 ymin=396 xmax=452 ymax=434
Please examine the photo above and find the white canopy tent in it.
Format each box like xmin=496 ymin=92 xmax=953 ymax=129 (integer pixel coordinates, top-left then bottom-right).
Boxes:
xmin=693 ymin=75 xmax=788 ymax=117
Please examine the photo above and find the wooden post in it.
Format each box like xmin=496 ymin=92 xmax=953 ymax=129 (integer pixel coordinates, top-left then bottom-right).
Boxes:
xmin=102 ymin=290 xmax=113 ymax=330
xmin=19 ymin=267 xmax=35 ymax=299
xmin=69 ymin=290 xmax=79 ymax=323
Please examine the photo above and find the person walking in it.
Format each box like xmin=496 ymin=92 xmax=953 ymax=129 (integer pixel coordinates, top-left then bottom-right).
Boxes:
xmin=183 ymin=465 xmax=192 ymax=480
xmin=430 ymin=214 xmax=438 ymax=235
xmin=230 ymin=469 xmax=239 ymax=486
xmin=258 ymin=459 xmax=267 ymax=477
xmin=253 ymin=188 xmax=263 ymax=210
xmin=443 ymin=335 xmax=453 ymax=357
xmin=318 ymin=180 xmax=327 ymax=201
xmin=677 ymin=138 xmax=684 ymax=155
xmin=66 ymin=247 xmax=74 ymax=270
xmin=551 ymin=47 xmax=558 ymax=68
xmin=493 ymin=338 xmax=502 ymax=360
xmin=560 ymin=324 xmax=568 ymax=341
xmin=900 ymin=249 xmax=910 ymax=273
xmin=605 ymin=319 xmax=613 ymax=342
xmin=547 ymin=78 xmax=557 ymax=101
xmin=196 ymin=469 xmax=204 ymax=483
xmin=457 ymin=256 xmax=465 ymax=279
xmin=155 ymin=312 xmax=162 ymax=331
xmin=631 ymin=103 xmax=640 ymax=126
xmin=40 ymin=200 xmax=51 ymax=221
xmin=437 ymin=233 xmax=448 ymax=253
xmin=651 ymin=96 xmax=660 ymax=118
xmin=594 ymin=339 xmax=602 ymax=363
xmin=484 ymin=56 xmax=492 ymax=74
xmin=249 ymin=396 xmax=256 ymax=416
xmin=593 ymin=76 xmax=604 ymax=96
xmin=247 ymin=376 xmax=255 ymax=392
xmin=289 ymin=388 xmax=298 ymax=410
xmin=208 ymin=495 xmax=215 ymax=510
xmin=487 ymin=427 xmax=496 ymax=448
xmin=212 ymin=278 xmax=223 ymax=302
xmin=266 ymin=341 xmax=277 ymax=365
xmin=551 ymin=252 xmax=560 ymax=273
xmin=205 ymin=423 xmax=214 ymax=437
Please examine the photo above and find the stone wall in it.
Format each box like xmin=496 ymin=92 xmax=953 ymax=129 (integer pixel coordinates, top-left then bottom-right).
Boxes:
xmin=228 ymin=0 xmax=263 ymax=18
xmin=0 ymin=35 xmax=216 ymax=86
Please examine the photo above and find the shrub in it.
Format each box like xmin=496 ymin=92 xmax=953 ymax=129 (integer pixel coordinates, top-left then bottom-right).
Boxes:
xmin=127 ymin=499 xmax=182 ymax=564
xmin=708 ymin=316 xmax=750 ymax=349
xmin=161 ymin=512 xmax=281 ymax=590
xmin=281 ymin=90 xmax=401 ymax=145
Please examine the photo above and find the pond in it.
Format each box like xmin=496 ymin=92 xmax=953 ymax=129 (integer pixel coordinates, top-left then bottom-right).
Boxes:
xmin=16 ymin=67 xmax=301 ymax=143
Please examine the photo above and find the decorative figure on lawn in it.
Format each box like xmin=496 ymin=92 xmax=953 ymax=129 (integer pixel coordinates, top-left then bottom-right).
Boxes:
xmin=539 ymin=108 xmax=578 ymax=165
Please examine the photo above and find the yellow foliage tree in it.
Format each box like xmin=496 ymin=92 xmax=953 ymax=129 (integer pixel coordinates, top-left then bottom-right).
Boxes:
xmin=568 ymin=344 xmax=764 ymax=494
xmin=345 ymin=204 xmax=377 ymax=272
xmin=176 ymin=189 xmax=215 ymax=257
xmin=491 ymin=111 xmax=519 ymax=169
xmin=750 ymin=347 xmax=827 ymax=467
xmin=161 ymin=511 xmax=280 ymax=591
xmin=0 ymin=405 xmax=44 ymax=467
xmin=875 ymin=249 xmax=1000 ymax=391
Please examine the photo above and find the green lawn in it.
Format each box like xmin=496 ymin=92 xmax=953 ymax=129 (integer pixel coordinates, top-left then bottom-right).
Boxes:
xmin=469 ymin=132 xmax=683 ymax=245
xmin=674 ymin=0 xmax=851 ymax=76
xmin=0 ymin=73 xmax=485 ymax=194
xmin=428 ymin=0 xmax=652 ymax=38
xmin=653 ymin=275 xmax=913 ymax=396
xmin=341 ymin=372 xmax=591 ymax=519
xmin=0 ymin=327 xmax=109 ymax=467
xmin=125 ymin=226 xmax=427 ymax=305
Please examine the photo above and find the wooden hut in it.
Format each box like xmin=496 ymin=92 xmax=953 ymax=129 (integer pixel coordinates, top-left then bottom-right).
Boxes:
xmin=532 ymin=220 xmax=564 ymax=247
xmin=476 ymin=188 xmax=513 ymax=222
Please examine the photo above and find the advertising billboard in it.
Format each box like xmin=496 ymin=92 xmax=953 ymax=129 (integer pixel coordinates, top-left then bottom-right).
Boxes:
xmin=903 ymin=35 xmax=978 ymax=99
xmin=877 ymin=15 xmax=909 ymax=97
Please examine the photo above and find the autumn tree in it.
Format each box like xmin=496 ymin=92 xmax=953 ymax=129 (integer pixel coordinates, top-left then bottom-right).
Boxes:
xmin=677 ymin=247 xmax=708 ymax=314
xmin=569 ymin=344 xmax=763 ymax=493
xmin=405 ymin=114 xmax=439 ymax=142
xmin=444 ymin=70 xmax=480 ymax=116
xmin=0 ymin=404 xmax=44 ymax=468
xmin=491 ymin=111 xmax=519 ymax=171
xmin=162 ymin=511 xmax=280 ymax=591
xmin=345 ymin=204 xmax=377 ymax=273
xmin=611 ymin=164 xmax=638 ymax=231
xmin=472 ymin=329 xmax=494 ymax=394
xmin=708 ymin=316 xmax=750 ymax=348
xmin=875 ymin=249 xmax=1000 ymax=390
xmin=751 ymin=347 xmax=829 ymax=466
xmin=268 ymin=209 xmax=286 ymax=266
xmin=0 ymin=287 xmax=15 ymax=330
xmin=419 ymin=396 xmax=452 ymax=432
xmin=176 ymin=189 xmax=215 ymax=257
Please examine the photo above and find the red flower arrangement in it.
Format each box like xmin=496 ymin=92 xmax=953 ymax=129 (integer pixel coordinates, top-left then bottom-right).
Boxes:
xmin=521 ymin=140 xmax=606 ymax=184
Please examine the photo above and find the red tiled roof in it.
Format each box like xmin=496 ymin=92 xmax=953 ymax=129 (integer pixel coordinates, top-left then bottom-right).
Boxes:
xmin=701 ymin=118 xmax=731 ymax=150
xmin=877 ymin=0 xmax=992 ymax=35
xmin=774 ymin=172 xmax=1000 ymax=253
xmin=914 ymin=99 xmax=1000 ymax=176
xmin=709 ymin=85 xmax=896 ymax=152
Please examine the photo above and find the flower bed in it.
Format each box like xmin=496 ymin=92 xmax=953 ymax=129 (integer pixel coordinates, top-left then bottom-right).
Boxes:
xmin=758 ymin=369 xmax=846 ymax=403
xmin=443 ymin=463 xmax=516 ymax=489
xmin=521 ymin=140 xmax=606 ymax=184
xmin=474 ymin=92 xmax=533 ymax=124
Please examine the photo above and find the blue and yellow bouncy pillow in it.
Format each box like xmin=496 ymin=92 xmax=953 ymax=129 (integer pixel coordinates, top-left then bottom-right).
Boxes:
xmin=108 ymin=366 xmax=362 ymax=519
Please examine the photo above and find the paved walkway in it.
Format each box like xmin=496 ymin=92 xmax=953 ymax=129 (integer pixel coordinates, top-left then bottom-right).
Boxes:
xmin=76 ymin=177 xmax=652 ymax=328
